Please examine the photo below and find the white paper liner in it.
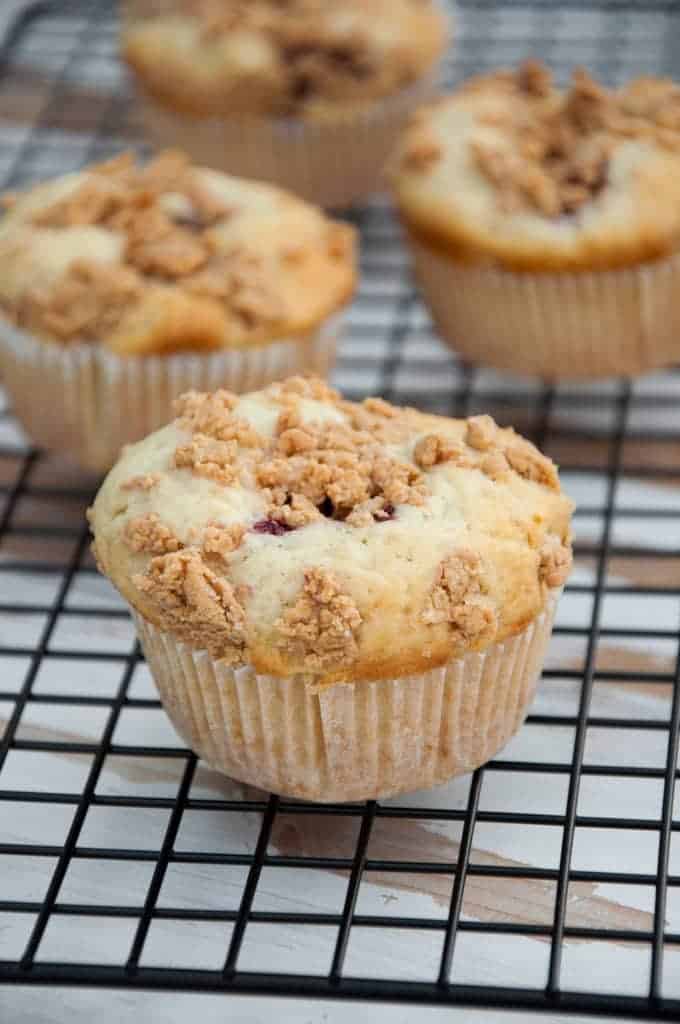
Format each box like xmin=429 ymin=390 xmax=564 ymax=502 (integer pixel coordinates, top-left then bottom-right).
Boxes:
xmin=136 ymin=72 xmax=438 ymax=209
xmin=409 ymin=237 xmax=680 ymax=379
xmin=0 ymin=314 xmax=340 ymax=472
xmin=132 ymin=593 xmax=558 ymax=803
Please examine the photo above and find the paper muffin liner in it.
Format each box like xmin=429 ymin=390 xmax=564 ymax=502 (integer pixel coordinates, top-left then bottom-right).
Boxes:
xmin=408 ymin=236 xmax=680 ymax=379
xmin=136 ymin=72 xmax=438 ymax=209
xmin=0 ymin=314 xmax=340 ymax=473
xmin=132 ymin=592 xmax=558 ymax=803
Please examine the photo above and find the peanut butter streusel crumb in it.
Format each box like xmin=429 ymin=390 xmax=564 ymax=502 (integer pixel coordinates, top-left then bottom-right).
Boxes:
xmin=269 ymin=493 xmax=322 ymax=529
xmin=423 ymin=551 xmax=498 ymax=645
xmin=31 ymin=177 xmax=126 ymax=229
xmin=257 ymin=455 xmax=334 ymax=506
xmin=175 ymin=387 xmax=237 ymax=422
xmin=327 ymin=466 xmax=371 ymax=510
xmin=466 ymin=415 xmax=498 ymax=451
xmin=19 ymin=260 xmax=141 ymax=343
xmin=502 ymin=433 xmax=560 ymax=490
xmin=134 ymin=549 xmax=246 ymax=661
xmin=539 ymin=535 xmax=573 ymax=587
xmin=126 ymin=209 xmax=210 ymax=278
xmin=413 ymin=433 xmax=471 ymax=470
xmin=480 ymin=451 xmax=510 ymax=481
xmin=362 ymin=397 xmax=399 ymax=418
xmin=275 ymin=567 xmax=362 ymax=670
xmin=175 ymin=390 xmax=263 ymax=447
xmin=200 ymin=521 xmax=246 ymax=560
xmin=174 ymin=434 xmax=239 ymax=485
xmin=124 ymin=513 xmax=182 ymax=555
xmin=277 ymin=376 xmax=340 ymax=403
xmin=371 ymin=455 xmax=427 ymax=506
xmin=186 ymin=250 xmax=287 ymax=330
xmin=275 ymin=405 xmax=303 ymax=435
xmin=343 ymin=403 xmax=415 ymax=444
xmin=121 ymin=473 xmax=161 ymax=492
xmin=277 ymin=427 xmax=317 ymax=456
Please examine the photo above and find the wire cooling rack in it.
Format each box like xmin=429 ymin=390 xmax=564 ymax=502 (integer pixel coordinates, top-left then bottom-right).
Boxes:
xmin=1 ymin=0 xmax=680 ymax=1018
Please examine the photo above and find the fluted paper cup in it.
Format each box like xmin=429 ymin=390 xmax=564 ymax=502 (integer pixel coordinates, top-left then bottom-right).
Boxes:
xmin=409 ymin=236 xmax=680 ymax=379
xmin=132 ymin=592 xmax=559 ymax=803
xmin=136 ymin=73 xmax=438 ymax=209
xmin=0 ymin=314 xmax=340 ymax=473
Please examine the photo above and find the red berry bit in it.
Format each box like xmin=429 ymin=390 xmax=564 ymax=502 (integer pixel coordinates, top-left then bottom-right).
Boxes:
xmin=374 ymin=503 xmax=396 ymax=522
xmin=252 ymin=519 xmax=293 ymax=537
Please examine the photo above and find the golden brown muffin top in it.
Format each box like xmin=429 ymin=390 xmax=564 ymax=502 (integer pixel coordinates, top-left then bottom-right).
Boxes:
xmin=90 ymin=376 xmax=573 ymax=686
xmin=122 ymin=0 xmax=448 ymax=119
xmin=0 ymin=150 xmax=356 ymax=353
xmin=393 ymin=63 xmax=680 ymax=271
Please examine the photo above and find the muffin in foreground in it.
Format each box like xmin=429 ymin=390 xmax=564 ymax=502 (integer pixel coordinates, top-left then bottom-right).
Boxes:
xmin=89 ymin=376 xmax=573 ymax=802
xmin=122 ymin=0 xmax=448 ymax=207
xmin=0 ymin=150 xmax=355 ymax=471
xmin=392 ymin=62 xmax=680 ymax=378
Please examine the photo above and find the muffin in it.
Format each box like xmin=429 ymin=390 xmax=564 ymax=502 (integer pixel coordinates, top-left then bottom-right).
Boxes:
xmin=0 ymin=150 xmax=356 ymax=472
xmin=392 ymin=62 xmax=680 ymax=378
xmin=122 ymin=0 xmax=448 ymax=208
xmin=89 ymin=375 xmax=573 ymax=802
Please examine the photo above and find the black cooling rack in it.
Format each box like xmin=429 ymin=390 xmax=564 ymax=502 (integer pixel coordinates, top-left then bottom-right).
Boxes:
xmin=1 ymin=0 xmax=680 ymax=1018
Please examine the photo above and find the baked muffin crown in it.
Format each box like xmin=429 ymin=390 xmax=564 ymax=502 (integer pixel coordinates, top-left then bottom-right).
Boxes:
xmin=90 ymin=377 xmax=573 ymax=685
xmin=0 ymin=150 xmax=356 ymax=353
xmin=393 ymin=62 xmax=680 ymax=271
xmin=122 ymin=0 xmax=448 ymax=118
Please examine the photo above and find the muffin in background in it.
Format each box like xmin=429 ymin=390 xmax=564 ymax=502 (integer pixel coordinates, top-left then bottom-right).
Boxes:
xmin=0 ymin=150 xmax=356 ymax=472
xmin=392 ymin=62 xmax=680 ymax=379
xmin=89 ymin=375 xmax=573 ymax=802
xmin=122 ymin=0 xmax=448 ymax=208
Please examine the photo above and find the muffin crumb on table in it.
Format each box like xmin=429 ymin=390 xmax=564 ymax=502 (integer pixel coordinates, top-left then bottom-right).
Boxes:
xmin=89 ymin=376 xmax=573 ymax=801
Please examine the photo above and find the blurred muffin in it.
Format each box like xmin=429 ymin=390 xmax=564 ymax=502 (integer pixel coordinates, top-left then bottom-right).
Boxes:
xmin=0 ymin=150 xmax=356 ymax=471
xmin=392 ymin=62 xmax=680 ymax=378
xmin=90 ymin=375 xmax=573 ymax=802
xmin=122 ymin=0 xmax=448 ymax=207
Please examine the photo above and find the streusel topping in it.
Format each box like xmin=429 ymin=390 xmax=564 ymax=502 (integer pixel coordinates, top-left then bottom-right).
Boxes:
xmin=394 ymin=63 xmax=680 ymax=270
xmin=0 ymin=151 xmax=355 ymax=352
xmin=90 ymin=377 xmax=573 ymax=684
xmin=123 ymin=0 xmax=447 ymax=119
xmin=467 ymin=63 xmax=680 ymax=217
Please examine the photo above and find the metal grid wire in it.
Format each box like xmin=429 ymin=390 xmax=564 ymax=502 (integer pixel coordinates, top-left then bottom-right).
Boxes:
xmin=0 ymin=0 xmax=680 ymax=1017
